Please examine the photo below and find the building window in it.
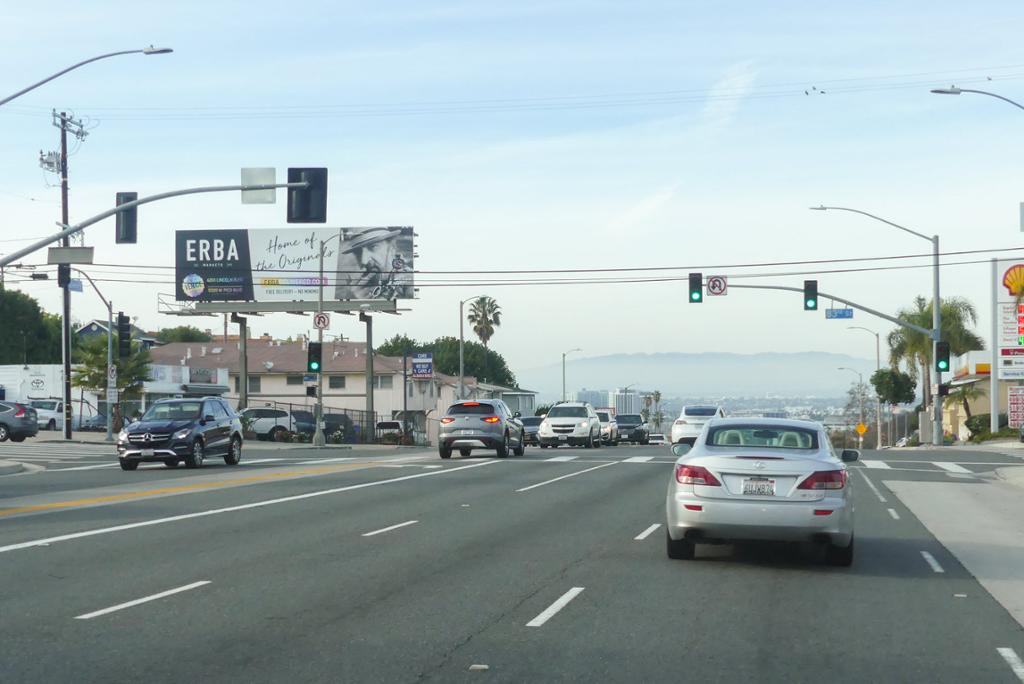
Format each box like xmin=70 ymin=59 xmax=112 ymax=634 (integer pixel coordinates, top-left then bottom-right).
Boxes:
xmin=329 ymin=375 xmax=346 ymax=389
xmin=373 ymin=375 xmax=393 ymax=390
xmin=286 ymin=375 xmax=303 ymax=385
xmin=236 ymin=376 xmax=262 ymax=393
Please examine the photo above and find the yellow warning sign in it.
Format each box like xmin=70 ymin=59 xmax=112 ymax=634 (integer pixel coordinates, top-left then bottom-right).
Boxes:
xmin=855 ymin=422 xmax=868 ymax=436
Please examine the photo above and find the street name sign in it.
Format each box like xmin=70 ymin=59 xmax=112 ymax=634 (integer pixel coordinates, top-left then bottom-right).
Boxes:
xmin=825 ymin=308 xmax=854 ymax=319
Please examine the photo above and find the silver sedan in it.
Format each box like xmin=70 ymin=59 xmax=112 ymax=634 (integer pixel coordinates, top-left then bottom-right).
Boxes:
xmin=665 ymin=417 xmax=857 ymax=565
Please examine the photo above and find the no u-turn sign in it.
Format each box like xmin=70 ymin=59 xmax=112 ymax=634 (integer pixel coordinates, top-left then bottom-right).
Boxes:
xmin=706 ymin=275 xmax=727 ymax=296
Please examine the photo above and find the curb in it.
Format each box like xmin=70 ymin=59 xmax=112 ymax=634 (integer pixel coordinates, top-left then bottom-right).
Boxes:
xmin=996 ymin=466 xmax=1024 ymax=490
xmin=0 ymin=460 xmax=24 ymax=476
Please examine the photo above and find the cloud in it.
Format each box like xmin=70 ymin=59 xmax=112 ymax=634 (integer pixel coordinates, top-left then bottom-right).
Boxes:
xmin=701 ymin=60 xmax=759 ymax=131
xmin=604 ymin=182 xmax=682 ymax=236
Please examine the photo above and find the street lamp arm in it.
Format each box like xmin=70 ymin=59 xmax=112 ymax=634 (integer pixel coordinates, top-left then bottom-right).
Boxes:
xmin=0 ymin=48 xmax=171 ymax=108
xmin=811 ymin=206 xmax=932 ymax=242
xmin=70 ymin=267 xmax=111 ymax=311
xmin=932 ymin=87 xmax=1024 ymax=112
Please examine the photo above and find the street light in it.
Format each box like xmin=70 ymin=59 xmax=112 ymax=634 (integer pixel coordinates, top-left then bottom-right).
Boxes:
xmin=812 ymin=205 xmax=942 ymax=446
xmin=0 ymin=46 xmax=173 ymax=108
xmin=458 ymin=295 xmax=487 ymax=400
xmin=838 ymin=366 xmax=865 ymax=448
xmin=930 ymin=86 xmax=1024 ymax=112
xmin=72 ymin=268 xmax=115 ymax=442
xmin=848 ymin=326 xmax=884 ymax=448
xmin=562 ymin=348 xmax=582 ymax=402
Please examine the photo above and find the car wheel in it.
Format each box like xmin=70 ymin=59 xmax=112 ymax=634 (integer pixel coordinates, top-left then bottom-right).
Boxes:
xmin=224 ymin=436 xmax=242 ymax=465
xmin=270 ymin=426 xmax=287 ymax=442
xmin=585 ymin=431 xmax=594 ymax=449
xmin=439 ymin=445 xmax=452 ymax=459
xmin=513 ymin=432 xmax=525 ymax=456
xmin=185 ymin=439 xmax=205 ymax=469
xmin=0 ymin=425 xmax=8 ymax=442
xmin=826 ymin=535 xmax=854 ymax=567
xmin=593 ymin=430 xmax=602 ymax=449
xmin=496 ymin=434 xmax=509 ymax=458
xmin=119 ymin=458 xmax=138 ymax=471
xmin=460 ymin=448 xmax=471 ymax=457
xmin=666 ymin=531 xmax=695 ymax=560
xmin=163 ymin=459 xmax=178 ymax=468
xmin=10 ymin=435 xmax=26 ymax=442
xmin=47 ymin=419 xmax=56 ymax=431
xmin=539 ymin=443 xmax=548 ymax=449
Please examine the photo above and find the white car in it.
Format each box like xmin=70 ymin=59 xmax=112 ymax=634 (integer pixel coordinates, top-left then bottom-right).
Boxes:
xmin=240 ymin=406 xmax=301 ymax=440
xmin=538 ymin=402 xmax=602 ymax=449
xmin=30 ymin=399 xmax=64 ymax=431
xmin=671 ymin=405 xmax=725 ymax=444
xmin=665 ymin=417 xmax=857 ymax=565
xmin=596 ymin=410 xmax=619 ymax=445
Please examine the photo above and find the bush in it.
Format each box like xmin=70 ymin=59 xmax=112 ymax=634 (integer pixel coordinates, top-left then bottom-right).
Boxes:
xmin=970 ymin=426 xmax=1018 ymax=443
xmin=965 ymin=413 xmax=1009 ymax=438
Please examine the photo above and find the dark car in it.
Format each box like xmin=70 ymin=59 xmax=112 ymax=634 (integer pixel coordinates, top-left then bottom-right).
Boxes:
xmin=616 ymin=413 xmax=649 ymax=445
xmin=520 ymin=416 xmax=543 ymax=445
xmin=117 ymin=397 xmax=243 ymax=471
xmin=0 ymin=402 xmax=39 ymax=443
xmin=80 ymin=413 xmax=108 ymax=432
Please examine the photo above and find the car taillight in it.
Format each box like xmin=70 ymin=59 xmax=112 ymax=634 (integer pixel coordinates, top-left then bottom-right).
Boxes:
xmin=675 ymin=465 xmax=721 ymax=486
xmin=440 ymin=417 xmax=455 ymax=425
xmin=463 ymin=402 xmax=480 ymax=406
xmin=481 ymin=416 xmax=500 ymax=423
xmin=798 ymin=470 xmax=847 ymax=490
xmin=13 ymin=404 xmax=25 ymax=418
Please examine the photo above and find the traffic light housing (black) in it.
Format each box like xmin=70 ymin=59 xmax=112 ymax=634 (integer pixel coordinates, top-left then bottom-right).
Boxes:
xmin=803 ymin=280 xmax=818 ymax=310
xmin=115 ymin=192 xmax=138 ymax=244
xmin=287 ymin=168 xmax=328 ymax=223
xmin=937 ymin=383 xmax=951 ymax=397
xmin=307 ymin=341 xmax=323 ymax=373
xmin=117 ymin=312 xmax=132 ymax=359
xmin=688 ymin=273 xmax=703 ymax=303
xmin=936 ymin=341 xmax=951 ymax=373
xmin=57 ymin=264 xmax=70 ymax=288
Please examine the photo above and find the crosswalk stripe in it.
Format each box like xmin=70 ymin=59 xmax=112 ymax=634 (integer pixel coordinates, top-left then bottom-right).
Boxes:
xmin=934 ymin=462 xmax=971 ymax=474
xmin=623 ymin=456 xmax=654 ymax=463
xmin=545 ymin=455 xmax=578 ymax=462
xmin=861 ymin=460 xmax=891 ymax=469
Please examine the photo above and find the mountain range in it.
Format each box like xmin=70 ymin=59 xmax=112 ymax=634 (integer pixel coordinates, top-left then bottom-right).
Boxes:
xmin=517 ymin=351 xmax=879 ymax=400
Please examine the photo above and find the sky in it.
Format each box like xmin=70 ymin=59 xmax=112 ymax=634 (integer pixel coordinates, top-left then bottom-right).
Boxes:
xmin=2 ymin=1 xmax=1023 ymax=396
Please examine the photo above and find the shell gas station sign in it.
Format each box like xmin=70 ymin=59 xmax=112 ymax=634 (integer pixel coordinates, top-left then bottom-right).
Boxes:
xmin=998 ymin=261 xmax=1024 ymax=380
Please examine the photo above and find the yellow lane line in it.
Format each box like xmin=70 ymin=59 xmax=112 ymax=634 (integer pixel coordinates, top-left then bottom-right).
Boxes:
xmin=0 ymin=463 xmax=370 ymax=517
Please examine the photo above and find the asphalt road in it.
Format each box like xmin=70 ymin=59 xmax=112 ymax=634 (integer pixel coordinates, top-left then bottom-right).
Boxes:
xmin=1 ymin=442 xmax=1023 ymax=682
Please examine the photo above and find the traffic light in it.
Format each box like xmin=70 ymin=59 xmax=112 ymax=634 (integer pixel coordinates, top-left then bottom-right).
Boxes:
xmin=117 ymin=312 xmax=132 ymax=359
xmin=57 ymin=264 xmax=70 ymax=288
xmin=287 ymin=168 xmax=328 ymax=223
xmin=307 ymin=341 xmax=323 ymax=372
xmin=688 ymin=272 xmax=703 ymax=303
xmin=936 ymin=341 xmax=951 ymax=373
xmin=937 ymin=383 xmax=950 ymax=397
xmin=115 ymin=192 xmax=138 ymax=244
xmin=803 ymin=280 xmax=818 ymax=310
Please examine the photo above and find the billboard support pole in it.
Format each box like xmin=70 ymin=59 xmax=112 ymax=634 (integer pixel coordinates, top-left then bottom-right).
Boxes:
xmin=992 ymin=258 xmax=1000 ymax=433
xmin=403 ymin=346 xmax=409 ymax=444
xmin=360 ymin=312 xmax=374 ymax=442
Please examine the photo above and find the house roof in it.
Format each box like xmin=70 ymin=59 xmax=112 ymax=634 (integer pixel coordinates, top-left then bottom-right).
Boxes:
xmin=77 ymin=319 xmax=158 ymax=341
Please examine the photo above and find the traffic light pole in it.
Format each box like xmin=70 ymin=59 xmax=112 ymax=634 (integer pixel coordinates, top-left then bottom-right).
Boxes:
xmin=59 ymin=112 xmax=72 ymax=440
xmin=314 ymin=240 xmax=326 ymax=447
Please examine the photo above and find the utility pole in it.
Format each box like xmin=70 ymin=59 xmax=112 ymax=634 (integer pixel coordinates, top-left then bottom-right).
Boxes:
xmin=42 ymin=111 xmax=87 ymax=440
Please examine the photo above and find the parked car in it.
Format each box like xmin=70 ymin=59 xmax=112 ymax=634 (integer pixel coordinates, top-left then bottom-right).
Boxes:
xmin=80 ymin=413 xmax=108 ymax=432
xmin=439 ymin=400 xmax=526 ymax=458
xmin=0 ymin=402 xmax=39 ymax=442
xmin=520 ymin=416 xmax=543 ymax=445
xmin=671 ymin=405 xmax=725 ymax=445
xmin=596 ymin=411 xmax=619 ymax=446
xmin=289 ymin=410 xmax=354 ymax=440
xmin=239 ymin=406 xmax=301 ymax=440
xmin=894 ymin=437 xmax=908 ymax=448
xmin=30 ymin=399 xmax=64 ymax=431
xmin=648 ymin=433 xmax=667 ymax=445
xmin=538 ymin=402 xmax=602 ymax=448
xmin=117 ymin=397 xmax=243 ymax=471
xmin=616 ymin=413 xmax=649 ymax=444
xmin=665 ymin=418 xmax=856 ymax=565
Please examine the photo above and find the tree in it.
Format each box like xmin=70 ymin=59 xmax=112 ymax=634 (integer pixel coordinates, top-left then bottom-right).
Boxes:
xmin=72 ymin=335 xmax=151 ymax=402
xmin=870 ymin=368 xmax=916 ymax=407
xmin=376 ymin=334 xmax=424 ymax=357
xmin=467 ymin=296 xmax=501 ymax=380
xmin=376 ymin=335 xmax=517 ymax=388
xmin=887 ymin=296 xmax=984 ymax=413
xmin=652 ymin=390 xmax=662 ymax=429
xmin=536 ymin=403 xmax=554 ymax=416
xmin=945 ymin=384 xmax=985 ymax=420
xmin=157 ymin=325 xmax=212 ymax=343
xmin=0 ymin=290 xmax=61 ymax=364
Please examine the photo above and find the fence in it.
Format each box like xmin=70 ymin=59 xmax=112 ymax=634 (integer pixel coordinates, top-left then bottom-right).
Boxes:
xmin=240 ymin=399 xmax=394 ymax=444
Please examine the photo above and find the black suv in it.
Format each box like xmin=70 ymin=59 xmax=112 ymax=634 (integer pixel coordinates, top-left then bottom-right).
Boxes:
xmin=117 ymin=397 xmax=243 ymax=471
xmin=0 ymin=402 xmax=39 ymax=443
xmin=616 ymin=413 xmax=649 ymax=445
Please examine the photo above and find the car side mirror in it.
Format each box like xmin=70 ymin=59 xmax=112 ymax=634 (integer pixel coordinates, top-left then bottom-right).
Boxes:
xmin=513 ymin=411 xmax=521 ymax=418
xmin=841 ymin=449 xmax=860 ymax=462
xmin=203 ymin=414 xmax=215 ymax=424
xmin=671 ymin=443 xmax=692 ymax=457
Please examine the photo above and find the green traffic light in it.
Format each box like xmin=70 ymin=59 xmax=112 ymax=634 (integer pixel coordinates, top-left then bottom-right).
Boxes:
xmin=310 ymin=362 xmax=320 ymax=371
xmin=691 ymin=292 xmax=701 ymax=301
xmin=937 ymin=361 xmax=948 ymax=371
xmin=806 ymin=299 xmax=817 ymax=309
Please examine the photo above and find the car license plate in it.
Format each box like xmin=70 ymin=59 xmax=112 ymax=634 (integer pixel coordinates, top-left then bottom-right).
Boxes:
xmin=141 ymin=448 xmax=154 ymax=457
xmin=742 ymin=478 xmax=775 ymax=496
xmin=558 ymin=435 xmax=568 ymax=441
xmin=460 ymin=430 xmax=474 ymax=436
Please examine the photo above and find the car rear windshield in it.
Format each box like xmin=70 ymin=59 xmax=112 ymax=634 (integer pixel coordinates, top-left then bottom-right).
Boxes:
xmin=617 ymin=414 xmax=641 ymax=423
xmin=706 ymin=425 xmax=817 ymax=449
xmin=596 ymin=412 xmax=611 ymax=421
xmin=520 ymin=417 xmax=542 ymax=426
xmin=447 ymin=402 xmax=496 ymax=415
xmin=141 ymin=401 xmax=202 ymax=422
xmin=685 ymin=407 xmax=718 ymax=417
xmin=547 ymin=406 xmax=588 ymax=418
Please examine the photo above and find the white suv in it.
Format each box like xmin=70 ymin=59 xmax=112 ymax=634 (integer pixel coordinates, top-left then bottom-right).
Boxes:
xmin=671 ymin=405 xmax=725 ymax=445
xmin=240 ymin=406 xmax=301 ymax=440
xmin=538 ymin=402 xmax=602 ymax=449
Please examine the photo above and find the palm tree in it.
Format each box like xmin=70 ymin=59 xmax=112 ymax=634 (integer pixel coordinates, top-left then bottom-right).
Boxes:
xmin=888 ymin=295 xmax=984 ymax=413
xmin=944 ymin=384 xmax=985 ymax=420
xmin=466 ymin=296 xmax=501 ymax=382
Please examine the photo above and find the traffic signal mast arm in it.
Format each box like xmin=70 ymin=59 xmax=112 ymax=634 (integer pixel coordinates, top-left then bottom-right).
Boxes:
xmin=727 ymin=283 xmax=936 ymax=339
xmin=0 ymin=180 xmax=310 ymax=268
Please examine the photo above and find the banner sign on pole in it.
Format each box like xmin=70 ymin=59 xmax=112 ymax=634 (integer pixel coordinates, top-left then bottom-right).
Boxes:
xmin=411 ymin=352 xmax=434 ymax=379
xmin=175 ymin=227 xmax=415 ymax=303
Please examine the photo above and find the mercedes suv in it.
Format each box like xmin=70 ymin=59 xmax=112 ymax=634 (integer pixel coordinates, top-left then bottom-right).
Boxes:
xmin=117 ymin=397 xmax=243 ymax=471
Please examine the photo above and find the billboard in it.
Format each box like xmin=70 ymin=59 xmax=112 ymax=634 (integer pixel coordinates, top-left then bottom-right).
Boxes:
xmin=175 ymin=227 xmax=414 ymax=302
xmin=411 ymin=353 xmax=434 ymax=380
xmin=997 ymin=260 xmax=1024 ymax=379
